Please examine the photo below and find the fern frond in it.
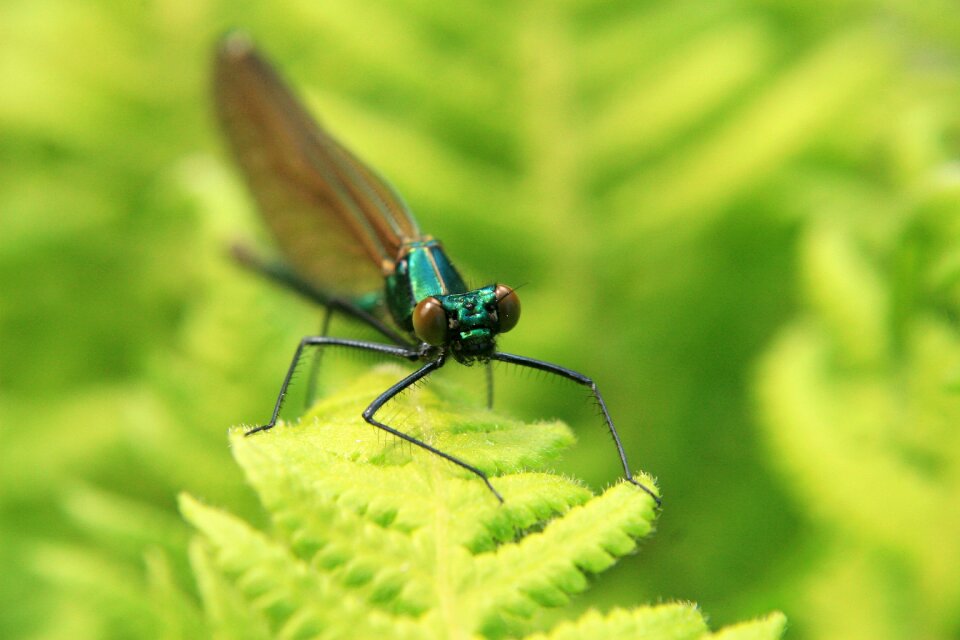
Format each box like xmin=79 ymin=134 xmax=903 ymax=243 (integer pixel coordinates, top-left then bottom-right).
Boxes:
xmin=527 ymin=605 xmax=785 ymax=640
xmin=182 ymin=367 xmax=783 ymax=639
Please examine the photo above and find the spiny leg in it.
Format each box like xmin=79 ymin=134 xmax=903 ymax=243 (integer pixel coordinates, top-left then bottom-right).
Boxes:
xmin=492 ymin=352 xmax=661 ymax=507
xmin=304 ymin=307 xmax=334 ymax=410
xmin=362 ymin=355 xmax=504 ymax=503
xmin=246 ymin=337 xmax=420 ymax=436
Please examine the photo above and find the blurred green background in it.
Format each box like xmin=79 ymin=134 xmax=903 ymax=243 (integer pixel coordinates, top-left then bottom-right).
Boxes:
xmin=2 ymin=0 xmax=960 ymax=638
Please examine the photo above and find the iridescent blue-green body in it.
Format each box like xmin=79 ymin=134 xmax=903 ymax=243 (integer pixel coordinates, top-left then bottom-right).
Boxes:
xmin=215 ymin=32 xmax=660 ymax=506
xmin=385 ymin=239 xmax=513 ymax=363
xmin=385 ymin=239 xmax=466 ymax=330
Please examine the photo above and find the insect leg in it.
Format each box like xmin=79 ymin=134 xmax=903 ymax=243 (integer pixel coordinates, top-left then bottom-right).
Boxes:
xmin=362 ymin=355 xmax=504 ymax=503
xmin=492 ymin=352 xmax=660 ymax=506
xmin=304 ymin=307 xmax=334 ymax=410
xmin=246 ymin=337 xmax=420 ymax=436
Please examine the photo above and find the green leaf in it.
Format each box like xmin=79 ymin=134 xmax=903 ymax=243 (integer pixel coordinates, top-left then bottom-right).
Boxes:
xmin=525 ymin=604 xmax=707 ymax=640
xmin=705 ymin=613 xmax=788 ymax=640
xmin=528 ymin=606 xmax=785 ymax=640
xmin=182 ymin=367 xmax=782 ymax=639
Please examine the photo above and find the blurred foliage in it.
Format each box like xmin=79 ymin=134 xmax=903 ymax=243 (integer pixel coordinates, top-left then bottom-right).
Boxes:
xmin=1 ymin=0 xmax=959 ymax=638
xmin=757 ymin=190 xmax=960 ymax=638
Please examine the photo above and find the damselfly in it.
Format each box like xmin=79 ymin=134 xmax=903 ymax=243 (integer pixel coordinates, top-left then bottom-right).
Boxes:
xmin=214 ymin=33 xmax=658 ymax=505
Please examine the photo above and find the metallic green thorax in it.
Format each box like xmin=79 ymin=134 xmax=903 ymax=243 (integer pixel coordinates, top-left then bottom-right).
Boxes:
xmin=385 ymin=240 xmax=501 ymax=362
xmin=385 ymin=239 xmax=468 ymax=331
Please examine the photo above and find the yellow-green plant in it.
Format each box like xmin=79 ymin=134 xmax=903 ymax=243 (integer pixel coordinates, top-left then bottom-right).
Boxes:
xmin=757 ymin=184 xmax=960 ymax=638
xmin=5 ymin=0 xmax=959 ymax=637
xmin=181 ymin=368 xmax=784 ymax=639
xmin=30 ymin=369 xmax=786 ymax=638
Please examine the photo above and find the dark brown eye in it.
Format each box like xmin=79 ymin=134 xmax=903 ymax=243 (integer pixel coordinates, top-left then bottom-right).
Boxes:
xmin=494 ymin=284 xmax=520 ymax=333
xmin=413 ymin=297 xmax=448 ymax=346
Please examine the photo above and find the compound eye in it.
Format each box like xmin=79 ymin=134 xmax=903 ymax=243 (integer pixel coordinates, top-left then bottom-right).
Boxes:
xmin=413 ymin=297 xmax=448 ymax=346
xmin=494 ymin=284 xmax=521 ymax=333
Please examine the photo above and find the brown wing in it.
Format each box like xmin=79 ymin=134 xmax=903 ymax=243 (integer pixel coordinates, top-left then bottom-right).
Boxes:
xmin=214 ymin=33 xmax=421 ymax=296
